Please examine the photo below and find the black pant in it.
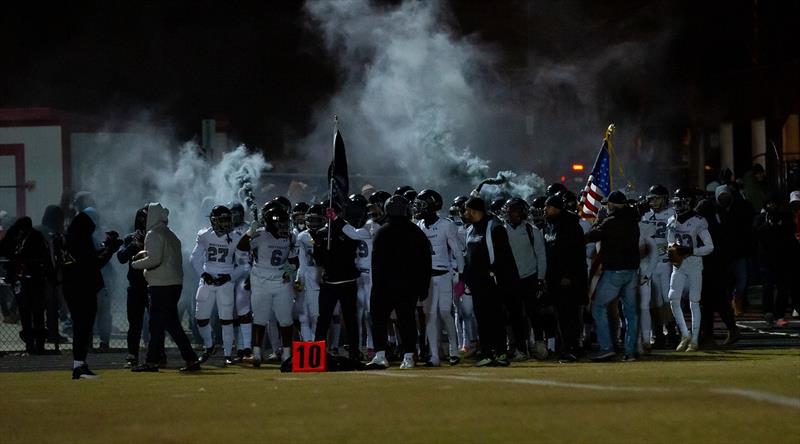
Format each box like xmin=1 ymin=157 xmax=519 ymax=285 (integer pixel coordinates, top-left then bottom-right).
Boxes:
xmin=471 ymin=279 xmax=506 ymax=357
xmin=64 ymin=286 xmax=97 ymax=362
xmin=521 ymin=274 xmax=557 ymax=342
xmin=504 ymin=276 xmax=531 ymax=354
xmin=145 ymin=285 xmax=198 ymax=364
xmin=315 ymin=281 xmax=359 ymax=359
xmin=700 ymin=266 xmax=737 ymax=339
xmin=371 ymin=288 xmax=418 ymax=355
xmin=44 ymin=280 xmax=62 ymax=341
xmin=552 ymin=279 xmax=584 ymax=354
xmin=760 ymin=266 xmax=791 ymax=318
xmin=16 ymin=278 xmax=46 ymax=352
xmin=127 ymin=283 xmax=149 ymax=358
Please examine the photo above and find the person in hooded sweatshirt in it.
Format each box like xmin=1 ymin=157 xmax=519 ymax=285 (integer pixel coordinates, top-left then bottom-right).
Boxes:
xmin=62 ymin=211 xmax=121 ymax=379
xmin=131 ymin=203 xmax=200 ymax=372
xmin=365 ymin=196 xmax=432 ymax=370
xmin=116 ymin=206 xmax=150 ymax=368
xmin=0 ymin=217 xmax=52 ymax=354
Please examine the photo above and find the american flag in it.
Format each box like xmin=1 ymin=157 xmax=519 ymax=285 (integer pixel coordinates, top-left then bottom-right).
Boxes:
xmin=581 ymin=139 xmax=611 ymax=216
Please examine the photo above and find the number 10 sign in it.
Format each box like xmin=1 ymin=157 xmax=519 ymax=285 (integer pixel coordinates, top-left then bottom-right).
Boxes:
xmin=292 ymin=341 xmax=327 ymax=372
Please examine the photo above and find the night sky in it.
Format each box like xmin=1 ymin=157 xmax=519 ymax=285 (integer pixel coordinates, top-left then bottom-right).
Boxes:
xmin=2 ymin=0 xmax=798 ymax=158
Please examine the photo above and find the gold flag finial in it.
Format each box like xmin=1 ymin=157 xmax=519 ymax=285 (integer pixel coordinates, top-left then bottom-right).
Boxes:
xmin=605 ymin=123 xmax=615 ymax=140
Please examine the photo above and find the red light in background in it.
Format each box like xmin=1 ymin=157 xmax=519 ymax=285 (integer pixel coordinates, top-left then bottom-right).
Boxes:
xmin=560 ymin=175 xmax=566 ymax=182
xmin=572 ymin=164 xmax=585 ymax=171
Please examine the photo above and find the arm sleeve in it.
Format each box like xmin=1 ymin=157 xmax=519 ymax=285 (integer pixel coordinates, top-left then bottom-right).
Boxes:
xmin=447 ymin=222 xmax=465 ymax=274
xmin=693 ymin=226 xmax=714 ymax=257
xmin=131 ymin=231 xmax=164 ymax=270
xmin=342 ymin=224 xmax=367 ymax=240
xmin=584 ymin=220 xmax=606 ymax=243
xmin=189 ymin=234 xmax=205 ymax=276
xmin=531 ymin=225 xmax=547 ymax=279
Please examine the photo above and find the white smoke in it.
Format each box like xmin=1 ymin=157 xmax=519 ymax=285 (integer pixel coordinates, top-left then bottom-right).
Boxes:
xmin=299 ymin=0 xmax=544 ymax=199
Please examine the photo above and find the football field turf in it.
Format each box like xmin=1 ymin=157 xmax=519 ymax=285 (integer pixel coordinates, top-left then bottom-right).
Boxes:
xmin=2 ymin=348 xmax=798 ymax=443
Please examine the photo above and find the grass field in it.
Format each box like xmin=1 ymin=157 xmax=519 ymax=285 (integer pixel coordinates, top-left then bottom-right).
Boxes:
xmin=2 ymin=348 xmax=799 ymax=443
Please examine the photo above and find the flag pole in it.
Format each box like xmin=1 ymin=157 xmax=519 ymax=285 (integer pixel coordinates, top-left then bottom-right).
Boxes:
xmin=605 ymin=123 xmax=615 ymax=191
xmin=327 ymin=115 xmax=338 ymax=250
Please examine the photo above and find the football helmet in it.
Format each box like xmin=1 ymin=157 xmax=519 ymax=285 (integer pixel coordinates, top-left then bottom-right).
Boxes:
xmin=367 ymin=190 xmax=391 ymax=223
xmin=291 ymin=202 xmax=310 ymax=231
xmin=305 ymin=204 xmax=326 ymax=231
xmin=647 ymin=184 xmax=669 ymax=212
xmin=209 ymin=205 xmax=233 ymax=235
xmin=671 ymin=188 xmax=694 ymax=214
xmin=228 ymin=202 xmax=245 ymax=227
xmin=262 ymin=207 xmax=291 ymax=238
xmin=413 ymin=189 xmax=443 ymax=219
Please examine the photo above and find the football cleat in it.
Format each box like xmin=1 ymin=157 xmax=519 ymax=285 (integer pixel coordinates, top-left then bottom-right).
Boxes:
xmin=476 ymin=357 xmax=495 ymax=367
xmin=448 ymin=356 xmax=461 ymax=366
xmin=131 ymin=363 xmax=159 ymax=373
xmin=265 ymin=352 xmax=281 ymax=363
xmin=622 ymin=354 xmax=637 ymax=362
xmin=124 ymin=355 xmax=138 ymax=369
xmin=280 ymin=358 xmax=292 ymax=373
xmin=365 ymin=355 xmax=389 ymax=370
xmin=399 ymin=358 xmax=415 ymax=369
xmin=224 ymin=356 xmax=235 ymax=366
xmin=533 ymin=341 xmax=548 ymax=360
xmin=686 ymin=342 xmax=699 ymax=352
xmin=198 ymin=346 xmax=216 ymax=364
xmin=675 ymin=336 xmax=692 ymax=352
xmin=495 ymin=354 xmax=510 ymax=367
xmin=73 ymin=364 xmax=99 ymax=379
xmin=558 ymin=352 xmax=578 ymax=363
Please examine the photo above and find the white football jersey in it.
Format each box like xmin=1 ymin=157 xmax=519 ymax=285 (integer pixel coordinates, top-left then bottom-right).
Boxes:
xmin=418 ymin=217 xmax=464 ymax=273
xmin=248 ymin=228 xmax=298 ymax=280
xmin=190 ymin=227 xmax=243 ymax=277
xmin=343 ymin=220 xmax=381 ymax=272
xmin=642 ymin=208 xmax=676 ymax=263
xmin=296 ymin=230 xmax=321 ymax=283
xmin=667 ymin=213 xmax=713 ymax=271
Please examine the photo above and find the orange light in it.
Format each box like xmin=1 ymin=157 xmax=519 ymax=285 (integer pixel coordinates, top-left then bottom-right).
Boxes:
xmin=571 ymin=164 xmax=585 ymax=171
xmin=704 ymin=165 xmax=713 ymax=171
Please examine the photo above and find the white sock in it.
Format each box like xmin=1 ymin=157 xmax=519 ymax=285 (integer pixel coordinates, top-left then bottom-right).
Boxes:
xmin=240 ymin=323 xmax=252 ymax=350
xmin=253 ymin=346 xmax=262 ymax=360
xmin=547 ymin=338 xmax=556 ymax=352
xmin=222 ymin=324 xmax=234 ymax=357
xmin=73 ymin=360 xmax=84 ymax=369
xmin=281 ymin=347 xmax=291 ymax=362
xmin=641 ymin=308 xmax=652 ymax=345
xmin=403 ymin=352 xmax=414 ymax=361
xmin=375 ymin=350 xmax=386 ymax=361
xmin=690 ymin=302 xmax=701 ymax=343
xmin=199 ymin=324 xmax=213 ymax=348
xmin=670 ymin=300 xmax=689 ymax=337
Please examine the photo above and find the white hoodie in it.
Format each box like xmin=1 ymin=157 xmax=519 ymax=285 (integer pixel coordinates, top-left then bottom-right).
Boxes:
xmin=131 ymin=203 xmax=183 ymax=286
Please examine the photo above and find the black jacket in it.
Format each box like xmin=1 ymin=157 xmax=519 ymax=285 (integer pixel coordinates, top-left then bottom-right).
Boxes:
xmin=312 ymin=217 xmax=360 ymax=284
xmin=463 ymin=215 xmax=519 ymax=291
xmin=717 ymin=197 xmax=755 ymax=258
xmin=63 ymin=212 xmax=115 ymax=295
xmin=0 ymin=217 xmax=51 ymax=283
xmin=371 ymin=216 xmax=432 ymax=298
xmin=585 ymin=206 xmax=640 ymax=271
xmin=117 ymin=231 xmax=147 ymax=288
xmin=753 ymin=210 xmax=797 ymax=270
xmin=543 ymin=212 xmax=587 ymax=284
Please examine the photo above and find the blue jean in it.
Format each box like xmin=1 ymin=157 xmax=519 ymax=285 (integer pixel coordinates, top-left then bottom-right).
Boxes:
xmin=591 ymin=269 xmax=638 ymax=355
xmin=729 ymin=257 xmax=748 ymax=301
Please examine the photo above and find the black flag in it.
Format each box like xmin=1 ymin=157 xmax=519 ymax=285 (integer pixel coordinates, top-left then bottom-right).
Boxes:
xmin=327 ymin=130 xmax=349 ymax=209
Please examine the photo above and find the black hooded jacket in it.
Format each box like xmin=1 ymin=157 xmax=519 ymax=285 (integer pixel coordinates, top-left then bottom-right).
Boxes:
xmin=543 ymin=211 xmax=587 ymax=285
xmin=585 ymin=205 xmax=640 ymax=271
xmin=372 ymin=215 xmax=432 ymax=298
xmin=312 ymin=217 xmax=360 ymax=283
xmin=0 ymin=217 xmax=51 ymax=283
xmin=63 ymin=212 xmax=114 ymax=295
xmin=116 ymin=207 xmax=148 ymax=287
xmin=464 ymin=214 xmax=520 ymax=291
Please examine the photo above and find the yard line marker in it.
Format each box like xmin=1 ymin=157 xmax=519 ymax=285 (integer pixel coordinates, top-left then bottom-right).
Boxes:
xmin=709 ymin=388 xmax=800 ymax=409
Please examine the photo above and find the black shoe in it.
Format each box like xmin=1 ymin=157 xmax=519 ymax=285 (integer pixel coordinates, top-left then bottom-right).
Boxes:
xmin=558 ymin=352 xmax=578 ymax=363
xmin=131 ymin=363 xmax=159 ymax=372
xmin=588 ymin=350 xmax=616 ymax=361
xmin=73 ymin=364 xmax=99 ymax=379
xmin=224 ymin=356 xmax=235 ymax=366
xmin=198 ymin=346 xmax=216 ymax=364
xmin=179 ymin=360 xmax=202 ymax=372
xmin=448 ymin=356 xmax=461 ymax=366
xmin=495 ymin=354 xmax=510 ymax=367
xmin=159 ymin=355 xmax=168 ymax=368
xmin=124 ymin=355 xmax=138 ymax=369
xmin=237 ymin=349 xmax=246 ymax=359
xmin=280 ymin=358 xmax=292 ymax=373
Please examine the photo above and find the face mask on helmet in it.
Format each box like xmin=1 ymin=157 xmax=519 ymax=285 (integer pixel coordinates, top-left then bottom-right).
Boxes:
xmin=648 ymin=196 xmax=666 ymax=212
xmin=672 ymin=197 xmax=691 ymax=214
xmin=210 ymin=213 xmax=233 ymax=235
xmin=412 ymin=198 xmax=432 ymax=219
xmin=305 ymin=214 xmax=325 ymax=231
xmin=367 ymin=203 xmax=385 ymax=223
xmin=292 ymin=213 xmax=306 ymax=231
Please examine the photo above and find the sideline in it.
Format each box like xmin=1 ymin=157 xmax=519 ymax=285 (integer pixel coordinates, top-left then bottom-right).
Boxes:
xmin=363 ymin=371 xmax=800 ymax=409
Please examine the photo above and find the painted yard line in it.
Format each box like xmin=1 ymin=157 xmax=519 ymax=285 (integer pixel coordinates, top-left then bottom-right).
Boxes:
xmin=709 ymin=388 xmax=800 ymax=409
xmin=364 ymin=371 xmax=800 ymax=409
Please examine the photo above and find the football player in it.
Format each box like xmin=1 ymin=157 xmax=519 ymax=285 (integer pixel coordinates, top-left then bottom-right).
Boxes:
xmin=236 ymin=206 xmax=299 ymax=370
xmin=640 ymin=185 xmax=678 ymax=348
xmin=413 ymin=189 xmax=464 ymax=366
xmin=295 ymin=204 xmax=325 ymax=341
xmin=449 ymin=195 xmax=478 ymax=355
xmin=291 ymin=202 xmax=310 ymax=234
xmin=190 ymin=206 xmax=246 ymax=365
xmin=342 ymin=193 xmax=379 ymax=358
xmin=667 ymin=188 xmax=714 ymax=352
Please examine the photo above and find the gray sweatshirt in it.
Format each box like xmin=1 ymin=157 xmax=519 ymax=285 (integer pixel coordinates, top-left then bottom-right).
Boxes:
xmin=131 ymin=203 xmax=183 ymax=286
xmin=505 ymin=222 xmax=547 ymax=280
